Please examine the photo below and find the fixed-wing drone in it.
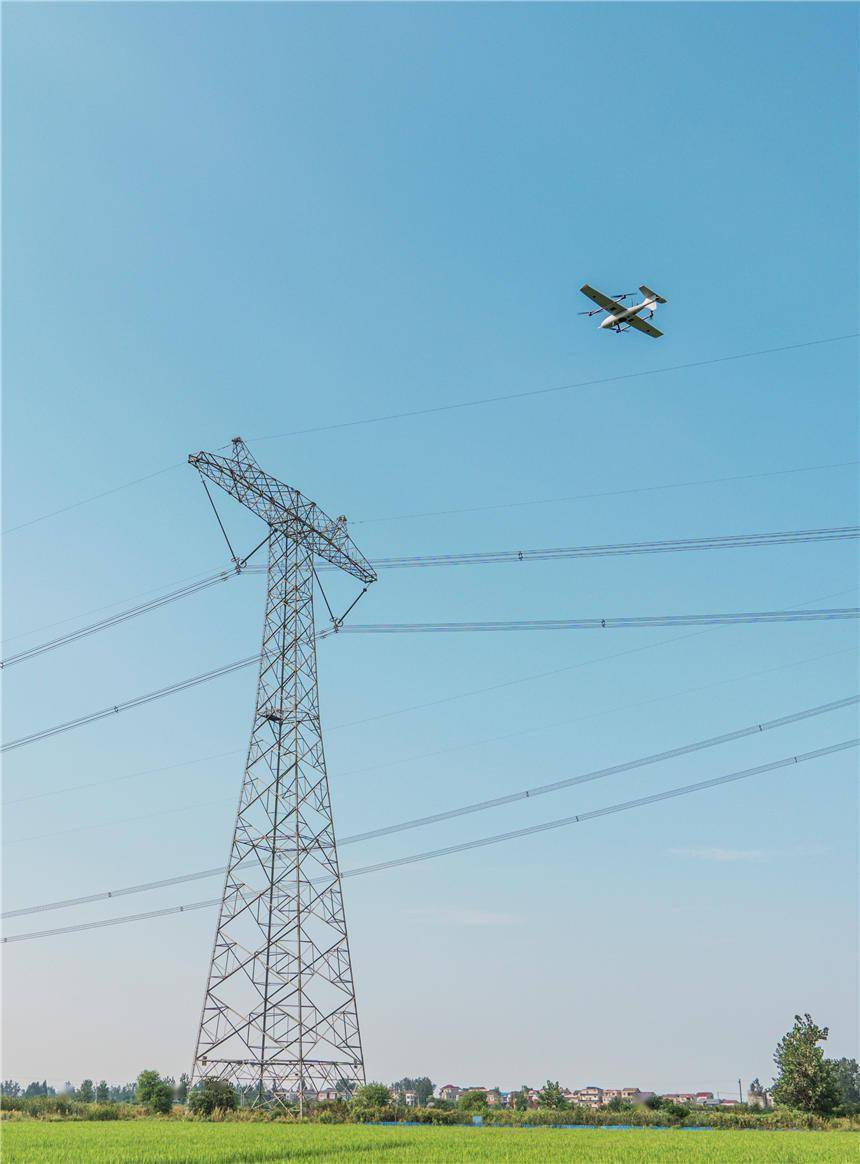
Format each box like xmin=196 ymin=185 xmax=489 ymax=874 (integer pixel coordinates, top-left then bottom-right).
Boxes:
xmin=579 ymin=284 xmax=668 ymax=337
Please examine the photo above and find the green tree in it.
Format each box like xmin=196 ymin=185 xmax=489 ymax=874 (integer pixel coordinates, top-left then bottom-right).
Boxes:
xmin=390 ymin=1076 xmax=434 ymax=1105
xmin=412 ymin=1077 xmax=434 ymax=1105
xmin=135 ymin=1070 xmax=162 ymax=1106
xmin=176 ymin=1073 xmax=191 ymax=1104
xmin=512 ymin=1084 xmax=530 ymax=1111
xmin=78 ymin=1080 xmax=95 ymax=1103
xmin=95 ymin=1081 xmax=110 ymax=1103
xmin=663 ymin=1101 xmax=690 ymax=1120
xmin=538 ymin=1080 xmax=568 ymax=1108
xmin=644 ymin=1094 xmax=664 ymax=1110
xmin=353 ymin=1082 xmax=391 ymax=1107
xmin=830 ymin=1058 xmax=860 ymax=1110
xmin=771 ymin=1013 xmax=841 ymax=1115
xmin=457 ymin=1089 xmax=488 ymax=1112
xmin=1 ymin=1081 xmax=21 ymax=1098
xmin=135 ymin=1070 xmax=174 ymax=1114
xmin=187 ymin=1077 xmax=237 ymax=1115
xmin=150 ymin=1081 xmax=174 ymax=1114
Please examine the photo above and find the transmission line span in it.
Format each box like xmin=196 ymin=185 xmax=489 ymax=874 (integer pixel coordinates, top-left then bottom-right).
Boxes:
xmin=4 ymin=335 xmax=855 ymax=538
xmin=4 ymin=609 xmax=856 ymax=754
xmin=5 ymin=692 xmax=856 ymax=920
xmin=1 ymin=655 xmax=261 ymax=752
xmin=343 ymin=526 xmax=860 ymax=569
xmin=246 ymin=335 xmax=858 ymax=444
xmin=342 ymin=609 xmax=860 ymax=634
xmin=0 ymin=569 xmax=242 ymax=670
xmin=7 ymin=525 xmax=854 ymax=671
xmin=7 ymin=639 xmax=851 ymax=810
xmin=353 ymin=460 xmax=860 ymax=525
xmin=5 ymin=739 xmax=856 ymax=945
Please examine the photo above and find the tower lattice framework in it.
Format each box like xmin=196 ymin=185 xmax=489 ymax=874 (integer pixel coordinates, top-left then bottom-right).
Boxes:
xmin=189 ymin=439 xmax=376 ymax=1104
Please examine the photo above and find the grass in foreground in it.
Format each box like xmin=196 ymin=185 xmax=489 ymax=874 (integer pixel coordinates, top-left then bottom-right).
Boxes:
xmin=2 ymin=1122 xmax=858 ymax=1163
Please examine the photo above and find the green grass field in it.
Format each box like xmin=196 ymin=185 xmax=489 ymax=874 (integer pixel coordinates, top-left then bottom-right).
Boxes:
xmin=2 ymin=1122 xmax=857 ymax=1164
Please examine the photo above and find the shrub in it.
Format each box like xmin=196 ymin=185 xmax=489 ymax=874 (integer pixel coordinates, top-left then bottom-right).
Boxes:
xmin=352 ymin=1083 xmax=390 ymax=1108
xmin=187 ymin=1078 xmax=238 ymax=1116
xmin=457 ymin=1090 xmax=489 ymax=1112
xmin=663 ymin=1101 xmax=691 ymax=1120
xmin=149 ymin=1083 xmax=174 ymax=1115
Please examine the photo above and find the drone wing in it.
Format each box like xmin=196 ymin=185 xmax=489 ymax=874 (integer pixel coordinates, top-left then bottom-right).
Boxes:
xmin=580 ymin=284 xmax=625 ymax=315
xmin=626 ymin=314 xmax=663 ymax=338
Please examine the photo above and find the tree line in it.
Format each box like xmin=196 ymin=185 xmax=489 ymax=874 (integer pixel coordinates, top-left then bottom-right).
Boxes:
xmin=2 ymin=1013 xmax=858 ymax=1119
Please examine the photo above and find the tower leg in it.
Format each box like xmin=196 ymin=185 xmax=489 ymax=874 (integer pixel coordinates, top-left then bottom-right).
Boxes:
xmin=191 ymin=528 xmax=365 ymax=1105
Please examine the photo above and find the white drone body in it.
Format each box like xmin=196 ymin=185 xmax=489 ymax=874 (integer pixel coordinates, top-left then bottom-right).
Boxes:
xmin=579 ymin=284 xmax=668 ymax=337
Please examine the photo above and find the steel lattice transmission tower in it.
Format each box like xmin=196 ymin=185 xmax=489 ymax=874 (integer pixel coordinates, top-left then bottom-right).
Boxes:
xmin=188 ymin=438 xmax=377 ymax=1106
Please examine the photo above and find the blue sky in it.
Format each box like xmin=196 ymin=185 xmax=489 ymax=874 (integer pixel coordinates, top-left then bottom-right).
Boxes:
xmin=3 ymin=2 xmax=858 ymax=1094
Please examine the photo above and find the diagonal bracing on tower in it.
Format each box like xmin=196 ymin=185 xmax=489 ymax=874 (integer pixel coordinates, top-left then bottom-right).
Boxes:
xmin=188 ymin=438 xmax=376 ymax=1108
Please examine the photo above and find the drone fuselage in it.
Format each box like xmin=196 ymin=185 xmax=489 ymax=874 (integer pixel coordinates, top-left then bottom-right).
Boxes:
xmin=599 ymin=297 xmax=655 ymax=329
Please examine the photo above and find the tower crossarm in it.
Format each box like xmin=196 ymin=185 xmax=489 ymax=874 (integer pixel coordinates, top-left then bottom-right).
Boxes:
xmin=189 ymin=438 xmax=377 ymax=585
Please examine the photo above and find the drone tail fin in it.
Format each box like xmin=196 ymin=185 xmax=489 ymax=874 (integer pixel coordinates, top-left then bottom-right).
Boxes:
xmin=639 ymin=285 xmax=667 ymax=305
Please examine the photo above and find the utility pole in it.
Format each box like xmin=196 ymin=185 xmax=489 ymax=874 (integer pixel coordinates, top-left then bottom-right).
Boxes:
xmin=189 ymin=438 xmax=376 ymax=1107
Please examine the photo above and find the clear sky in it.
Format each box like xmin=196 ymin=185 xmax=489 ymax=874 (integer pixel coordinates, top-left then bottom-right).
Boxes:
xmin=3 ymin=2 xmax=858 ymax=1096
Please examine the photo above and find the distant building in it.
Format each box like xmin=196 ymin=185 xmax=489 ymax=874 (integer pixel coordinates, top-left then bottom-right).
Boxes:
xmin=439 ymin=1084 xmax=460 ymax=1104
xmin=747 ymin=1087 xmax=774 ymax=1109
xmin=598 ymin=1086 xmax=650 ymax=1106
xmin=569 ymin=1086 xmax=604 ymax=1109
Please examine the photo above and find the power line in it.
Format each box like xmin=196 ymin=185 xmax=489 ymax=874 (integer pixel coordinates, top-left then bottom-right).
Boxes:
xmin=6 ymin=462 xmax=856 ymax=650
xmin=0 ymin=569 xmax=242 ymax=670
xmin=324 ymin=646 xmax=860 ymax=786
xmin=0 ymin=655 xmax=260 ymax=753
xmin=4 ymin=336 xmax=855 ymax=539
xmin=1 ymin=462 xmax=185 ymax=536
xmin=0 ymin=564 xmax=236 ymax=648
xmin=355 ymin=527 xmax=860 ymax=569
xmin=6 ymin=643 xmax=856 ymax=854
xmin=5 ymin=738 xmax=855 ymax=943
xmin=6 ymin=525 xmax=855 ymax=670
xmin=340 ymin=739 xmax=857 ymax=876
xmin=246 ymin=335 xmax=859 ymax=444
xmin=5 ymin=692 xmax=855 ymax=918
xmin=342 ymin=609 xmax=859 ymax=634
xmin=0 ymin=627 xmax=728 ymax=805
xmin=2 ymin=747 xmax=244 ymax=808
xmin=3 ymin=796 xmax=235 ymax=849
xmin=339 ymin=695 xmax=859 ymax=846
xmin=4 ymin=609 xmax=856 ymax=753
xmin=6 ymin=459 xmax=854 ymax=651
xmin=352 ymin=460 xmax=860 ymax=526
